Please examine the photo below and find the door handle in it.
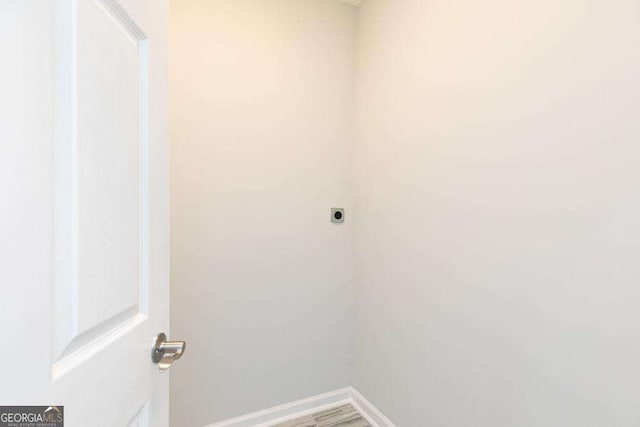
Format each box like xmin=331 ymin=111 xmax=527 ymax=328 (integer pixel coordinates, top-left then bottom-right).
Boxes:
xmin=152 ymin=333 xmax=186 ymax=372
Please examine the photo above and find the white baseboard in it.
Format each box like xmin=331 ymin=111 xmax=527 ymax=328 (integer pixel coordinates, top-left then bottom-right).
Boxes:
xmin=206 ymin=388 xmax=352 ymax=427
xmin=205 ymin=387 xmax=395 ymax=427
xmin=349 ymin=388 xmax=396 ymax=427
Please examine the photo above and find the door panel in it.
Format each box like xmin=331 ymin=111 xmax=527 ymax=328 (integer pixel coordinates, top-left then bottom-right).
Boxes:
xmin=76 ymin=0 xmax=145 ymax=337
xmin=54 ymin=0 xmax=148 ymax=363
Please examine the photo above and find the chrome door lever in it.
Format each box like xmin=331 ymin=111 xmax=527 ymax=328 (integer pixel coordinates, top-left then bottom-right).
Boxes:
xmin=152 ymin=333 xmax=186 ymax=372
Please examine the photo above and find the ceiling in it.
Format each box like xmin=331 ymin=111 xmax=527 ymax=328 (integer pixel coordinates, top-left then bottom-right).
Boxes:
xmin=337 ymin=0 xmax=362 ymax=7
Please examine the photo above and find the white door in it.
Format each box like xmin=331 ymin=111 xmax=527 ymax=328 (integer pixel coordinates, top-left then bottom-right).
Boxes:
xmin=0 ymin=0 xmax=171 ymax=426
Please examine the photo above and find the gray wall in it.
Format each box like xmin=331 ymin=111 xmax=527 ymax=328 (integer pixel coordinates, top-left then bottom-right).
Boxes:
xmin=169 ymin=1 xmax=357 ymax=424
xmin=354 ymin=0 xmax=640 ymax=425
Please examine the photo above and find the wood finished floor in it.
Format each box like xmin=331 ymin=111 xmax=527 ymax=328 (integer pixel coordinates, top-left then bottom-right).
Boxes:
xmin=271 ymin=404 xmax=370 ymax=427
